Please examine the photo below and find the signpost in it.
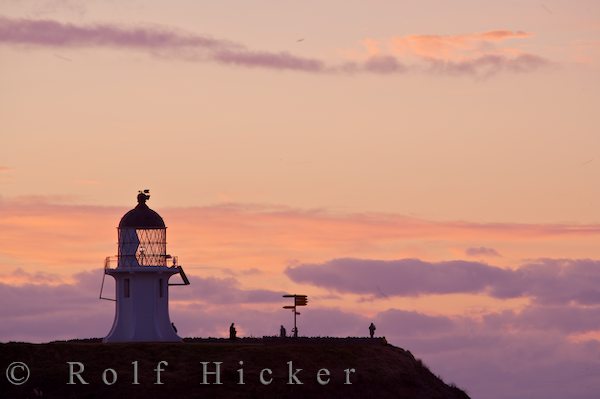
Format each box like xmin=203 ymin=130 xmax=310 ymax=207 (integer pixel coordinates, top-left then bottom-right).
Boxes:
xmin=282 ymin=294 xmax=308 ymax=337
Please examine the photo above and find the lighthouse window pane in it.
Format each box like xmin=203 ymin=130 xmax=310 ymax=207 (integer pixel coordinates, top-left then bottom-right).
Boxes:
xmin=124 ymin=279 xmax=130 ymax=298
xmin=159 ymin=279 xmax=163 ymax=298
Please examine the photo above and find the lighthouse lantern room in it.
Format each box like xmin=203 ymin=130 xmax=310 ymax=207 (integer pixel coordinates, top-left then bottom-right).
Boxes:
xmin=101 ymin=190 xmax=190 ymax=343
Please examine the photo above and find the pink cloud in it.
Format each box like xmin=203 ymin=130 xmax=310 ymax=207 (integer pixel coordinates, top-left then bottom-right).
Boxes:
xmin=212 ymin=49 xmax=325 ymax=71
xmin=389 ymin=30 xmax=531 ymax=60
xmin=424 ymin=53 xmax=549 ymax=77
xmin=2 ymin=197 xmax=600 ymax=276
xmin=287 ymin=258 xmax=507 ymax=298
xmin=0 ymin=16 xmax=548 ymax=76
xmin=0 ymin=267 xmax=63 ymax=285
xmin=0 ymin=16 xmax=227 ymax=49
xmin=480 ymin=30 xmax=530 ymax=40
xmin=286 ymin=258 xmax=600 ymax=305
xmin=465 ymin=246 xmax=501 ymax=257
xmin=483 ymin=305 xmax=600 ymax=335
xmin=0 ymin=16 xmax=326 ymax=72
xmin=353 ymin=30 xmax=549 ymax=77
xmin=362 ymin=55 xmax=408 ymax=73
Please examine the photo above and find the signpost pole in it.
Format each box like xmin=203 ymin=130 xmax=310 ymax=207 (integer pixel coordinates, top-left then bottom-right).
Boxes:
xmin=294 ymin=308 xmax=297 ymax=337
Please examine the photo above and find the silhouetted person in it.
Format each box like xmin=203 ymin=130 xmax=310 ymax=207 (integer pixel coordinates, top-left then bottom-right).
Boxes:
xmin=171 ymin=322 xmax=178 ymax=333
xmin=229 ymin=323 xmax=237 ymax=340
xmin=280 ymin=325 xmax=287 ymax=338
xmin=369 ymin=322 xmax=376 ymax=338
xmin=292 ymin=326 xmax=298 ymax=338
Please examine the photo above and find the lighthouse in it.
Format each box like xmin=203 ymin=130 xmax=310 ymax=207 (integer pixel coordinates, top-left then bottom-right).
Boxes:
xmin=101 ymin=190 xmax=190 ymax=343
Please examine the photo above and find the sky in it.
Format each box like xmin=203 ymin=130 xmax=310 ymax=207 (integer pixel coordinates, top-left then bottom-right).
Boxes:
xmin=1 ymin=1 xmax=600 ymax=398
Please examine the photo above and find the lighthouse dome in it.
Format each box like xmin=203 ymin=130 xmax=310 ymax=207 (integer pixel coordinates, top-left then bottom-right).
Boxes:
xmin=118 ymin=191 xmax=165 ymax=229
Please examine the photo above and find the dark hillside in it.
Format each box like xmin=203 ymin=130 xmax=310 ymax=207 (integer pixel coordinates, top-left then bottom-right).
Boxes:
xmin=0 ymin=338 xmax=469 ymax=398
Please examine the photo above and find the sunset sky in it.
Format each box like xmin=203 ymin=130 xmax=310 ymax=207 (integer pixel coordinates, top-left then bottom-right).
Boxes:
xmin=1 ymin=1 xmax=600 ymax=398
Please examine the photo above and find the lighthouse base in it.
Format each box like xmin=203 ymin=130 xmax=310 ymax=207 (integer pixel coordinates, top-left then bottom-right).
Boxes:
xmin=104 ymin=267 xmax=182 ymax=343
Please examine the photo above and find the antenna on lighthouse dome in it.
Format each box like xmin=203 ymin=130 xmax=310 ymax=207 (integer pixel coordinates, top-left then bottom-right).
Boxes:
xmin=137 ymin=189 xmax=150 ymax=204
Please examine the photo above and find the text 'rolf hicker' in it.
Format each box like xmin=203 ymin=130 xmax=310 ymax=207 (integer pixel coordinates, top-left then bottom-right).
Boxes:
xmin=63 ymin=361 xmax=356 ymax=386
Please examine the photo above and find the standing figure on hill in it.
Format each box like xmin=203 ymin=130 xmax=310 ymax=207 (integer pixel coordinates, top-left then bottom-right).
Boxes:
xmin=369 ymin=322 xmax=376 ymax=338
xmin=280 ymin=325 xmax=287 ymax=338
xmin=229 ymin=323 xmax=237 ymax=340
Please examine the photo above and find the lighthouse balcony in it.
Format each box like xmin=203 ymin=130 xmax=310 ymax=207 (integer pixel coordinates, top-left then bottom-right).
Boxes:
xmin=104 ymin=255 xmax=180 ymax=270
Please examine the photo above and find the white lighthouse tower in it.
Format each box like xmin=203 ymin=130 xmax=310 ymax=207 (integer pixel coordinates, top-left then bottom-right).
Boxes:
xmin=101 ymin=190 xmax=190 ymax=343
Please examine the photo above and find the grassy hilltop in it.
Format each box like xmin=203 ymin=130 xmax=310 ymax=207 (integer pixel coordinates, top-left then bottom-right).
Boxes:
xmin=0 ymin=338 xmax=470 ymax=399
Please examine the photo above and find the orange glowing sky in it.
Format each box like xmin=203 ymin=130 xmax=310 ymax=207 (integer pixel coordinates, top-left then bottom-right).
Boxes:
xmin=1 ymin=2 xmax=600 ymax=398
